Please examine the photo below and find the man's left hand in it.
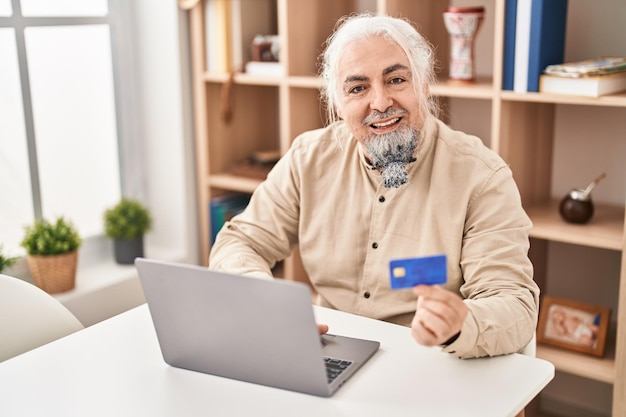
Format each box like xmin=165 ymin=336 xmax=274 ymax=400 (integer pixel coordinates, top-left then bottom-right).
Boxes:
xmin=410 ymin=285 xmax=468 ymax=346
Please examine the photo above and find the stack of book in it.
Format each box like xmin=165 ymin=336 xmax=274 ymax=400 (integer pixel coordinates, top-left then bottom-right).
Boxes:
xmin=539 ymin=57 xmax=626 ymax=97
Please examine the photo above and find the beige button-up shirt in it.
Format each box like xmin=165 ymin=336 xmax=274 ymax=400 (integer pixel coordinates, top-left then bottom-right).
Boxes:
xmin=209 ymin=116 xmax=539 ymax=358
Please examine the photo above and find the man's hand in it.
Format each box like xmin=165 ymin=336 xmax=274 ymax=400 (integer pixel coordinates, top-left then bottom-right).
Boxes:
xmin=410 ymin=285 xmax=468 ymax=346
xmin=318 ymin=323 xmax=329 ymax=335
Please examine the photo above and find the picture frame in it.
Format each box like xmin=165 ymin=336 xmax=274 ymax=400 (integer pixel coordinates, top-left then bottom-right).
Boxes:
xmin=537 ymin=295 xmax=611 ymax=357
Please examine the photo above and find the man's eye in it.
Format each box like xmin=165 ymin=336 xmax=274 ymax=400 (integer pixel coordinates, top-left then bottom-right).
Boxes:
xmin=389 ymin=77 xmax=405 ymax=85
xmin=349 ymin=85 xmax=365 ymax=94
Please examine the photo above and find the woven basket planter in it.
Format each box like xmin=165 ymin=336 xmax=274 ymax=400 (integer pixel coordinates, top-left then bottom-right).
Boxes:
xmin=26 ymin=250 xmax=78 ymax=294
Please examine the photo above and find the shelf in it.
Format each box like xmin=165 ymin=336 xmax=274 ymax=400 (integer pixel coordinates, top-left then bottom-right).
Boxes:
xmin=185 ymin=2 xmax=626 ymax=415
xmin=203 ymin=71 xmax=283 ymax=86
xmin=526 ymin=200 xmax=624 ymax=251
xmin=431 ymin=77 xmax=495 ymax=99
xmin=203 ymin=73 xmax=497 ymax=99
xmin=537 ymin=343 xmax=615 ymax=384
xmin=501 ymin=90 xmax=626 ymax=108
xmin=209 ymin=173 xmax=262 ymax=194
xmin=288 ymin=76 xmax=323 ymax=89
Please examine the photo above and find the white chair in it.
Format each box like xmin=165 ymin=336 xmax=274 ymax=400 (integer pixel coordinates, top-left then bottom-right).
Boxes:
xmin=521 ymin=333 xmax=537 ymax=357
xmin=0 ymin=274 xmax=84 ymax=362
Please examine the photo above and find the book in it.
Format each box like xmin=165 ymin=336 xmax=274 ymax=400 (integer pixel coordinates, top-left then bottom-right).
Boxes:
xmin=513 ymin=0 xmax=531 ymax=92
xmin=545 ymin=56 xmax=626 ymax=78
xmin=205 ymin=0 xmax=233 ymax=72
xmin=526 ymin=0 xmax=568 ymax=92
xmin=209 ymin=194 xmax=250 ymax=243
xmin=502 ymin=0 xmax=518 ymax=90
xmin=513 ymin=0 xmax=568 ymax=92
xmin=539 ymin=72 xmax=626 ymax=97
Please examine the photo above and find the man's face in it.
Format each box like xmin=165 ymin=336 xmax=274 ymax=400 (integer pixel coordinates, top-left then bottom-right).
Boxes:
xmin=336 ymin=36 xmax=423 ymax=188
xmin=336 ymin=35 xmax=422 ymax=144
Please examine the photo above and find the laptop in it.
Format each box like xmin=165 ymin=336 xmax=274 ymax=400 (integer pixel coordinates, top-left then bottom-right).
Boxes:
xmin=135 ymin=258 xmax=380 ymax=397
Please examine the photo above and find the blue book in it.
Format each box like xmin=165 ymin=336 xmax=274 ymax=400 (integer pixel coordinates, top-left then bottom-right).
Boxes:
xmin=526 ymin=0 xmax=568 ymax=92
xmin=209 ymin=194 xmax=250 ymax=244
xmin=502 ymin=0 xmax=518 ymax=90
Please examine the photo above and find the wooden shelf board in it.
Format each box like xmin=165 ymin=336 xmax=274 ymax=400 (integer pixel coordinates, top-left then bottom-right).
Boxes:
xmin=288 ymin=76 xmax=323 ymax=89
xmin=209 ymin=173 xmax=261 ymax=194
xmin=431 ymin=77 xmax=495 ymax=99
xmin=203 ymin=72 xmax=283 ymax=86
xmin=537 ymin=343 xmax=615 ymax=384
xmin=526 ymin=200 xmax=624 ymax=251
xmin=501 ymin=90 xmax=626 ymax=108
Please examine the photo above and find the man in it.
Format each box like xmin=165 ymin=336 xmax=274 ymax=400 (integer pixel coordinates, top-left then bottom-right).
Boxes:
xmin=209 ymin=13 xmax=539 ymax=358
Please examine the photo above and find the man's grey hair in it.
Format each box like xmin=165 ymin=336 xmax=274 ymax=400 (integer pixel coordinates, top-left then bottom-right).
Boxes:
xmin=319 ymin=13 xmax=439 ymax=125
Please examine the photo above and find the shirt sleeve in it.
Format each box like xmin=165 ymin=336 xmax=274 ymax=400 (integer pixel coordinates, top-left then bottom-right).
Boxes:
xmin=440 ymin=165 xmax=539 ymax=358
xmin=208 ymin=142 xmax=301 ymax=278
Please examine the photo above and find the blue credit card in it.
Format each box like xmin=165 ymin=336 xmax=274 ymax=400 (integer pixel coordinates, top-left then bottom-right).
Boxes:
xmin=389 ymin=254 xmax=447 ymax=289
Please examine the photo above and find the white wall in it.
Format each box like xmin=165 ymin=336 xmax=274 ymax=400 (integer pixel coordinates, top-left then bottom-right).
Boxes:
xmin=56 ymin=1 xmax=199 ymax=326
xmin=129 ymin=0 xmax=198 ymax=262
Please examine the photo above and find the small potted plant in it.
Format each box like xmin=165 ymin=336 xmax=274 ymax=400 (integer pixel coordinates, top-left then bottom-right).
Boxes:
xmin=104 ymin=198 xmax=152 ymax=264
xmin=21 ymin=217 xmax=82 ymax=293
xmin=0 ymin=245 xmax=18 ymax=274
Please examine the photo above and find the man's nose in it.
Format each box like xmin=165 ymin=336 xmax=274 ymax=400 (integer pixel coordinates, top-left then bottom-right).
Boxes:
xmin=370 ymin=85 xmax=393 ymax=112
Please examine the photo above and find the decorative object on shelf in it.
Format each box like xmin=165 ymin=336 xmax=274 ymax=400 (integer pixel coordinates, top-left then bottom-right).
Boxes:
xmin=0 ymin=245 xmax=18 ymax=274
xmin=250 ymin=34 xmax=279 ymax=62
xmin=559 ymin=172 xmax=606 ymax=224
xmin=537 ymin=295 xmax=611 ymax=357
xmin=229 ymin=150 xmax=281 ymax=180
xmin=104 ymin=198 xmax=152 ymax=265
xmin=20 ymin=217 xmax=82 ymax=294
xmin=442 ymin=6 xmax=485 ymax=82
xmin=245 ymin=35 xmax=283 ymax=77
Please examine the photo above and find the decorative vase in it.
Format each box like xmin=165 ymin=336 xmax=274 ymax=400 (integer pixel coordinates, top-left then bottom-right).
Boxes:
xmin=26 ymin=250 xmax=78 ymax=294
xmin=113 ymin=237 xmax=144 ymax=265
xmin=443 ymin=6 xmax=485 ymax=82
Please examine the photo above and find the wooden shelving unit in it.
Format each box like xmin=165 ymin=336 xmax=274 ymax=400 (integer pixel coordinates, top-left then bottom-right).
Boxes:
xmin=181 ymin=0 xmax=625 ymax=415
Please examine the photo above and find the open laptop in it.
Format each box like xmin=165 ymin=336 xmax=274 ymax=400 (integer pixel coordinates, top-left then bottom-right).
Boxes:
xmin=135 ymin=258 xmax=380 ymax=397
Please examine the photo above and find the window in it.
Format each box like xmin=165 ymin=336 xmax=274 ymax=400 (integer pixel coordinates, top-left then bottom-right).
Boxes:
xmin=0 ymin=1 xmax=131 ymax=256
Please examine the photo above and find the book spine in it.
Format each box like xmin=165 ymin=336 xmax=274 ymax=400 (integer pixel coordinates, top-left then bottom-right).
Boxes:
xmin=502 ymin=0 xmax=518 ymax=90
xmin=513 ymin=0 xmax=532 ymax=92
xmin=526 ymin=0 xmax=568 ymax=92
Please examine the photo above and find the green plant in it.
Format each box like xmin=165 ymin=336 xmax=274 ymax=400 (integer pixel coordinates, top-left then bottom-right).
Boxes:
xmin=21 ymin=217 xmax=82 ymax=256
xmin=104 ymin=198 xmax=152 ymax=240
xmin=0 ymin=245 xmax=18 ymax=273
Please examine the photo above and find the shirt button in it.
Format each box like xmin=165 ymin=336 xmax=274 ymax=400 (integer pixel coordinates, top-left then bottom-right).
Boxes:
xmin=372 ymin=242 xmax=378 ymax=249
xmin=378 ymin=196 xmax=385 ymax=203
xmin=363 ymin=291 xmax=371 ymax=299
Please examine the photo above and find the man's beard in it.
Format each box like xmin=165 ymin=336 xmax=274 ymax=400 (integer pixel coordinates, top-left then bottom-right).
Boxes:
xmin=363 ymin=124 xmax=419 ymax=189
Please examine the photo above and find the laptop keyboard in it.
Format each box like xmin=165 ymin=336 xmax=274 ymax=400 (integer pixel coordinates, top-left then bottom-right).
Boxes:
xmin=323 ymin=357 xmax=352 ymax=383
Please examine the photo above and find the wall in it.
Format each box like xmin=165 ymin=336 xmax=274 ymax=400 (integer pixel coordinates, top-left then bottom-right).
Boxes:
xmin=57 ymin=1 xmax=198 ymax=326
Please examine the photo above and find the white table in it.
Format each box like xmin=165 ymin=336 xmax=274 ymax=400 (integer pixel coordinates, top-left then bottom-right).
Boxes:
xmin=0 ymin=304 xmax=554 ymax=417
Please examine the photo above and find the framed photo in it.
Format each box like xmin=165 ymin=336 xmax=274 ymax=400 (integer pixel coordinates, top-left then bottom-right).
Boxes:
xmin=537 ymin=295 xmax=611 ymax=357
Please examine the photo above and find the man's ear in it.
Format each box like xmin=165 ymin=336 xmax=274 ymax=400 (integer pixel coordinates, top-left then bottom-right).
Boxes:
xmin=336 ymin=106 xmax=343 ymax=119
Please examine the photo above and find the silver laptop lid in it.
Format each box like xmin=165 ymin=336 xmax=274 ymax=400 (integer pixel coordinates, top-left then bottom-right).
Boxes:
xmin=135 ymin=258 xmax=379 ymax=397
